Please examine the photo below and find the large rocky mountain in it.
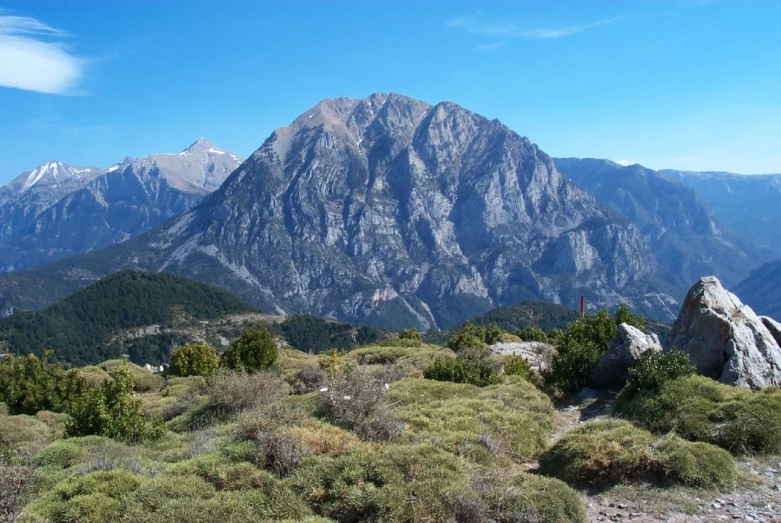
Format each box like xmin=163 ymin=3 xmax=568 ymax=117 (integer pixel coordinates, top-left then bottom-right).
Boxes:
xmin=0 ymin=139 xmax=242 ymax=271
xmin=661 ymin=169 xmax=781 ymax=249
xmin=0 ymin=94 xmax=676 ymax=327
xmin=554 ymin=158 xmax=775 ymax=288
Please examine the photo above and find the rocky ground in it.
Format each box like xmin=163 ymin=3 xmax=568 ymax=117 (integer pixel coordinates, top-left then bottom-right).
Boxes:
xmin=544 ymin=391 xmax=781 ymax=522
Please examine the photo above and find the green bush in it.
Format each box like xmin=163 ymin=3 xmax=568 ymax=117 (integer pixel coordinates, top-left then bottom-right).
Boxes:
xmin=390 ymin=377 xmax=555 ymax=463
xmin=543 ymin=338 xmax=603 ymax=393
xmin=614 ymin=374 xmax=781 ymax=455
xmin=445 ymin=322 xmax=502 ymax=351
xmin=502 ymin=354 xmax=533 ymax=380
xmin=615 ymin=303 xmax=647 ymax=332
xmin=518 ymin=326 xmax=548 ymax=343
xmin=220 ymin=324 xmax=278 ymax=373
xmin=170 ymin=342 xmax=219 ymax=377
xmin=424 ymin=348 xmax=500 ymax=387
xmin=98 ymin=359 xmax=164 ymax=393
xmin=0 ymin=351 xmax=85 ymax=415
xmin=398 ymin=328 xmax=422 ymax=344
xmin=538 ymin=419 xmax=736 ymax=490
xmin=288 ymin=443 xmax=469 ymax=522
xmin=66 ymin=366 xmax=164 ymax=442
xmin=624 ymin=350 xmax=695 ymax=394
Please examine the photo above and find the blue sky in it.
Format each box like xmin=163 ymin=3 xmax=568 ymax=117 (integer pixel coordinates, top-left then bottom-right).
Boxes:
xmin=1 ymin=1 xmax=780 ymax=184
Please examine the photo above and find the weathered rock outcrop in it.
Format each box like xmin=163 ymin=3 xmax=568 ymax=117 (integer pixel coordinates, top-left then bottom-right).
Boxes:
xmin=488 ymin=341 xmax=557 ymax=372
xmin=761 ymin=316 xmax=781 ymax=348
xmin=589 ymin=323 xmax=662 ymax=388
xmin=669 ymin=276 xmax=781 ymax=389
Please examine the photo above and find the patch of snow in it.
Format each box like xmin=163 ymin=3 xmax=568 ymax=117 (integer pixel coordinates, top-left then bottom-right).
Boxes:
xmin=207 ymin=148 xmax=225 ymax=155
xmin=23 ymin=162 xmax=58 ymax=191
xmin=107 ymin=165 xmax=119 ymax=173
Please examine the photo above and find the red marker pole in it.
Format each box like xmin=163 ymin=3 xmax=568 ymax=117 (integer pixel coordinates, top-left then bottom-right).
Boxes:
xmin=580 ymin=296 xmax=585 ymax=317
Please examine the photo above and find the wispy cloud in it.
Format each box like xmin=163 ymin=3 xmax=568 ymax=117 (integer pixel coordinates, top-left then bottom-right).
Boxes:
xmin=0 ymin=13 xmax=84 ymax=94
xmin=448 ymin=15 xmax=621 ymax=41
xmin=475 ymin=42 xmax=506 ymax=52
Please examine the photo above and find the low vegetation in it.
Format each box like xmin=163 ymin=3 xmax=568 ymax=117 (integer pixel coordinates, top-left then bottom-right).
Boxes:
xmin=539 ymin=420 xmax=736 ymax=490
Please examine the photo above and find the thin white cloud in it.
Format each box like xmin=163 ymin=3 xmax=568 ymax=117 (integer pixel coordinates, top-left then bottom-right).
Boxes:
xmin=0 ymin=14 xmax=84 ymax=94
xmin=448 ymin=16 xmax=620 ymax=40
xmin=475 ymin=42 xmax=506 ymax=52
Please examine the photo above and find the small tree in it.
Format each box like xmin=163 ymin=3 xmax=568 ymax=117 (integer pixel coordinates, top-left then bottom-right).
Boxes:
xmin=220 ymin=324 xmax=279 ymax=373
xmin=67 ymin=366 xmax=163 ymax=442
xmin=614 ymin=304 xmax=647 ymax=332
xmin=0 ymin=351 xmax=85 ymax=415
xmin=519 ymin=326 xmax=548 ymax=343
xmin=170 ymin=342 xmax=218 ymax=377
xmin=398 ymin=328 xmax=422 ymax=343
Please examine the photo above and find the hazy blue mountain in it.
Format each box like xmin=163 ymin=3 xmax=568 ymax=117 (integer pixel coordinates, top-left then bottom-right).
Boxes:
xmin=0 ymin=94 xmax=676 ymax=326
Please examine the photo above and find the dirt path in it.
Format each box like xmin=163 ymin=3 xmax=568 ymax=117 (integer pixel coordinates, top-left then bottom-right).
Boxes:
xmin=541 ymin=391 xmax=781 ymax=522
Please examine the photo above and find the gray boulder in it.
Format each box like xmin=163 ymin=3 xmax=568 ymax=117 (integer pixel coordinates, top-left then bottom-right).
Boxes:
xmin=488 ymin=341 xmax=557 ymax=373
xmin=761 ymin=316 xmax=781 ymax=348
xmin=589 ymin=323 xmax=662 ymax=388
xmin=669 ymin=276 xmax=781 ymax=389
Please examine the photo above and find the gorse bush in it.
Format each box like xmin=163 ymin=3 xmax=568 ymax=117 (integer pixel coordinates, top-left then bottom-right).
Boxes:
xmin=66 ymin=366 xmax=163 ymax=442
xmin=0 ymin=351 xmax=85 ymax=416
xmin=614 ymin=374 xmax=781 ymax=455
xmin=170 ymin=342 xmax=218 ymax=377
xmin=502 ymin=354 xmax=533 ymax=380
xmin=424 ymin=348 xmax=500 ymax=387
xmin=625 ymin=350 xmax=695 ymax=394
xmin=538 ymin=419 xmax=736 ymax=490
xmin=219 ymin=324 xmax=278 ymax=373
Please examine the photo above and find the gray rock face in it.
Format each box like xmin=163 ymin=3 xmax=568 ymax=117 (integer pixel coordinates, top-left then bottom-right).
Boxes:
xmin=590 ymin=323 xmax=662 ymax=388
xmin=761 ymin=316 xmax=781 ymax=348
xmin=489 ymin=341 xmax=557 ymax=372
xmin=669 ymin=276 xmax=781 ymax=389
xmin=554 ymin=158 xmax=775 ymax=291
xmin=0 ymin=139 xmax=242 ymax=271
xmin=149 ymin=93 xmax=661 ymax=328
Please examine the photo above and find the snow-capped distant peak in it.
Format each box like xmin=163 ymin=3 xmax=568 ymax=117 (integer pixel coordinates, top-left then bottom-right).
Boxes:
xmin=23 ymin=162 xmax=63 ymax=191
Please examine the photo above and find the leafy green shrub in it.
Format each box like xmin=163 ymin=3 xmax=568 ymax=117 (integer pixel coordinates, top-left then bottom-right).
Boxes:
xmin=206 ymin=370 xmax=286 ymax=414
xmin=0 ymin=351 xmax=85 ymax=415
xmin=98 ymin=359 xmax=164 ymax=392
xmin=624 ymin=350 xmax=695 ymax=394
xmin=320 ymin=366 xmax=402 ymax=442
xmin=445 ymin=322 xmax=502 ymax=351
xmin=519 ymin=326 xmax=548 ymax=343
xmin=538 ymin=419 xmax=736 ymax=489
xmin=220 ymin=324 xmax=278 ymax=372
xmin=390 ymin=377 xmax=556 ymax=463
xmin=424 ymin=348 xmax=500 ymax=387
xmin=502 ymin=354 xmax=533 ymax=380
xmin=398 ymin=328 xmax=422 ymax=344
xmin=543 ymin=338 xmax=603 ymax=393
xmin=614 ymin=374 xmax=781 ymax=455
xmin=615 ymin=303 xmax=647 ymax=332
xmin=66 ymin=366 xmax=164 ymax=442
xmin=170 ymin=342 xmax=219 ymax=377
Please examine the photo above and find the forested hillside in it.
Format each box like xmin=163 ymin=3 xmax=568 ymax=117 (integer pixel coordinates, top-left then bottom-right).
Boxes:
xmin=0 ymin=270 xmax=258 ymax=365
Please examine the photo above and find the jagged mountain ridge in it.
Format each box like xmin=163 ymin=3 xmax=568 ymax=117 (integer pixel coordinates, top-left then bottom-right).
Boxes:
xmin=554 ymin=158 xmax=775 ymax=288
xmin=661 ymin=169 xmax=781 ymax=249
xmin=0 ymin=93 xmax=674 ymax=328
xmin=0 ymin=139 xmax=243 ymax=271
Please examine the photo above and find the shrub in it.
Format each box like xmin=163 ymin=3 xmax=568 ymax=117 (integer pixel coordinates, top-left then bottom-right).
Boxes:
xmin=0 ymin=465 xmax=35 ymax=522
xmin=320 ymin=366 xmax=402 ymax=442
xmin=502 ymin=354 xmax=533 ymax=380
xmin=0 ymin=351 xmax=85 ymax=415
xmin=98 ymin=359 xmax=164 ymax=392
xmin=424 ymin=348 xmax=500 ymax=387
xmin=538 ymin=419 xmax=736 ymax=489
xmin=170 ymin=342 xmax=219 ymax=377
xmin=206 ymin=370 xmax=286 ymax=414
xmin=543 ymin=338 xmax=603 ymax=393
xmin=614 ymin=374 xmax=781 ymax=455
xmin=624 ymin=350 xmax=695 ymax=394
xmin=446 ymin=322 xmax=502 ymax=351
xmin=288 ymin=443 xmax=469 ymax=522
xmin=456 ymin=470 xmax=587 ymax=523
xmin=220 ymin=324 xmax=278 ymax=373
xmin=398 ymin=328 xmax=422 ymax=344
xmin=390 ymin=377 xmax=556 ymax=463
xmin=66 ymin=366 xmax=164 ymax=442
xmin=615 ymin=303 xmax=647 ymax=332
xmin=519 ymin=326 xmax=548 ymax=343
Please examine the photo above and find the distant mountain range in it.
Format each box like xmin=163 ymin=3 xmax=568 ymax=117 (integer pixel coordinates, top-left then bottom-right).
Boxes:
xmin=0 ymin=138 xmax=242 ymax=272
xmin=0 ymin=94 xmax=779 ymax=328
